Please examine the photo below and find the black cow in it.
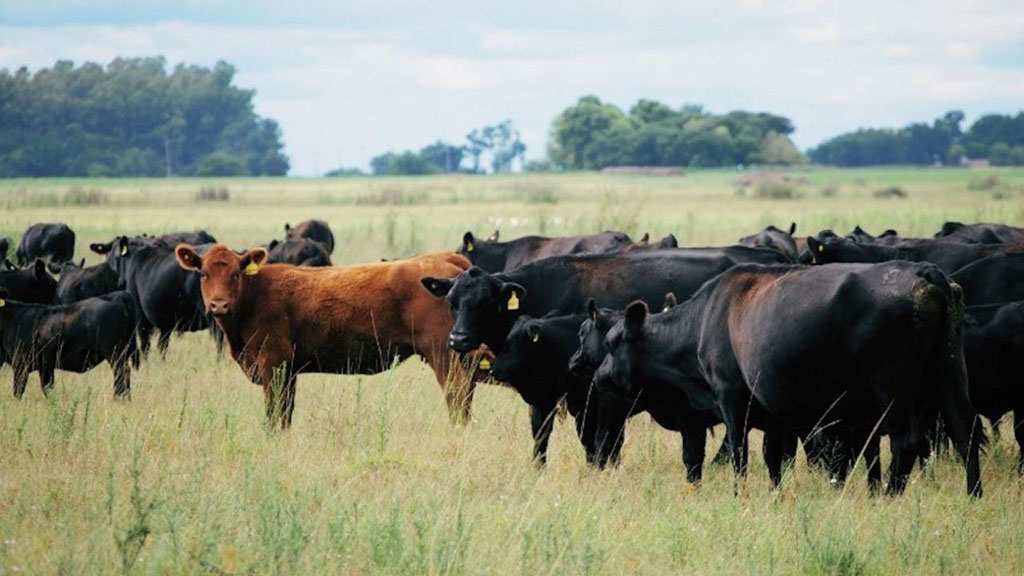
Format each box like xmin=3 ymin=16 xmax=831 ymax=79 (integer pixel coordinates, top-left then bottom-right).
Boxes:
xmin=963 ymin=302 xmax=1024 ymax=473
xmin=807 ymin=234 xmax=1022 ymax=273
xmin=0 ymin=289 xmax=139 ymax=398
xmin=950 ymin=252 xmax=1024 ymax=306
xmin=285 ymin=220 xmax=334 ymax=254
xmin=0 ymin=259 xmax=57 ymax=304
xmin=739 ymin=223 xmax=799 ymax=261
xmin=89 ymin=230 xmax=216 ymax=256
xmin=936 ymin=222 xmax=1024 ymax=244
xmin=16 ymin=223 xmax=75 ymax=266
xmin=267 ymin=237 xmax=333 ymax=267
xmin=103 ymin=236 xmax=211 ymax=356
xmin=456 ymin=230 xmax=633 ymax=272
xmin=50 ymin=260 xmax=119 ymax=304
xmin=595 ymin=262 xmax=983 ymax=496
xmin=846 ymin=225 xmax=901 ymax=244
xmin=422 ymin=247 xmax=789 ymax=355
xmin=0 ymin=237 xmax=9 ymax=261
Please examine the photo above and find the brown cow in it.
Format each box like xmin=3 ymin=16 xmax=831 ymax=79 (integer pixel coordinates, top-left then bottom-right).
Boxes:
xmin=175 ymin=244 xmax=476 ymax=428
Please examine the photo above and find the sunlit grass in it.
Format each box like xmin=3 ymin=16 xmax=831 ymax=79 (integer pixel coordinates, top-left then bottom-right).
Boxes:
xmin=1 ymin=168 xmax=1023 ymax=574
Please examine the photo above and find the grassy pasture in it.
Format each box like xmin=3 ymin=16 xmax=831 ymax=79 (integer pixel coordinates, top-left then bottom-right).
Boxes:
xmin=1 ymin=168 xmax=1023 ymax=575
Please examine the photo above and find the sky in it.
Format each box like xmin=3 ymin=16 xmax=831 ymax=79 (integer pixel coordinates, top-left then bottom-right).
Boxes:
xmin=1 ymin=1 xmax=1023 ymax=176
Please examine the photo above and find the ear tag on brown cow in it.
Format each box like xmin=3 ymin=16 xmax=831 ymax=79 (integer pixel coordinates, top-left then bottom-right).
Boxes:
xmin=467 ymin=241 xmax=475 ymax=252
xmin=507 ymin=292 xmax=520 ymax=311
xmin=479 ymin=358 xmax=491 ymax=370
xmin=532 ymin=331 xmax=540 ymax=343
xmin=120 ymin=245 xmax=127 ymax=256
xmin=244 ymin=262 xmax=260 ymax=276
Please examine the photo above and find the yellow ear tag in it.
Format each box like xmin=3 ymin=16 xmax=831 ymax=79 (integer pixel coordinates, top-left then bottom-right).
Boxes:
xmin=467 ymin=241 xmax=474 ymax=253
xmin=507 ymin=292 xmax=520 ymax=311
xmin=532 ymin=331 xmax=540 ymax=343
xmin=479 ymin=358 xmax=491 ymax=370
xmin=120 ymin=245 xmax=127 ymax=256
xmin=817 ymin=244 xmax=824 ymax=252
xmin=0 ymin=298 xmax=5 ymax=308
xmin=244 ymin=262 xmax=260 ymax=276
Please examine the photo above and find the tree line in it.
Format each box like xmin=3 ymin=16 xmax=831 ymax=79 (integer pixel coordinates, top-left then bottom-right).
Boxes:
xmin=0 ymin=57 xmax=288 ymax=177
xmin=809 ymin=111 xmax=1024 ymax=167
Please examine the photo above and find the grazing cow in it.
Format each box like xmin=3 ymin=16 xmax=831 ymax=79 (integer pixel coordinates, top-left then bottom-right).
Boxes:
xmin=595 ymin=262 xmax=983 ymax=496
xmin=739 ymin=223 xmax=799 ymax=261
xmin=0 ymin=259 xmax=57 ymax=304
xmin=936 ymin=222 xmax=1024 ymax=244
xmin=175 ymin=245 xmax=477 ymax=427
xmin=50 ymin=260 xmax=120 ymax=304
xmin=103 ymin=236 xmax=210 ymax=356
xmin=963 ymin=302 xmax=1024 ymax=473
xmin=807 ymin=234 xmax=1022 ymax=273
xmin=456 ymin=230 xmax=633 ymax=272
xmin=16 ymin=223 xmax=75 ymax=266
xmin=0 ymin=237 xmax=9 ymax=261
xmin=0 ymin=289 xmax=139 ymax=398
xmin=285 ymin=220 xmax=334 ymax=254
xmin=267 ymin=237 xmax=333 ymax=267
xmin=422 ymin=247 xmax=789 ymax=355
xmin=950 ymin=253 xmax=1024 ymax=306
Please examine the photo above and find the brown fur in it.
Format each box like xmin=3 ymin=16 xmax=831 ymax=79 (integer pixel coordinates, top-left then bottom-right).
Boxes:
xmin=176 ymin=244 xmax=474 ymax=428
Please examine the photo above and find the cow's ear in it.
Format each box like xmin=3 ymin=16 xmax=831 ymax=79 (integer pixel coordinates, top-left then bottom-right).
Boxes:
xmin=421 ymin=277 xmax=454 ymax=298
xmin=587 ymin=298 xmax=598 ymax=322
xmin=662 ymin=292 xmax=677 ymax=312
xmin=500 ymin=282 xmax=526 ymax=312
xmin=116 ymin=236 xmax=130 ymax=257
xmin=788 ymin=222 xmax=797 ymax=235
xmin=640 ymin=232 xmax=650 ymax=244
xmin=90 ymin=242 xmax=110 ymax=254
xmin=240 ymin=247 xmax=268 ymax=276
xmin=462 ymin=231 xmax=476 ymax=253
xmin=806 ymin=237 xmax=824 ymax=263
xmin=33 ymin=259 xmax=47 ymax=280
xmin=624 ymin=301 xmax=648 ymax=337
xmin=284 ymin=223 xmax=292 ymax=234
xmin=175 ymin=244 xmax=203 ymax=272
xmin=527 ymin=322 xmax=542 ymax=343
xmin=881 ymin=229 xmax=898 ymax=238
xmin=662 ymin=234 xmax=678 ymax=248
xmin=487 ymin=230 xmax=499 ymax=242
xmin=268 ymin=239 xmax=280 ymax=251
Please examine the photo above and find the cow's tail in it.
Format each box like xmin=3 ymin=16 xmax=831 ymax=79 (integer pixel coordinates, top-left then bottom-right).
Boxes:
xmin=921 ymin=266 xmax=985 ymax=496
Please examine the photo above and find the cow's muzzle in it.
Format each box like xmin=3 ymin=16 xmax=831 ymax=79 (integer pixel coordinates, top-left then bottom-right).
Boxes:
xmin=208 ymin=299 xmax=231 ymax=317
xmin=448 ymin=331 xmax=476 ymax=353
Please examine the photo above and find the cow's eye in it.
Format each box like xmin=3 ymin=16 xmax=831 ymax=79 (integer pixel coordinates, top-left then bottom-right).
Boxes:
xmin=200 ymin=273 xmax=208 ymax=280
xmin=231 ymin=273 xmax=240 ymax=281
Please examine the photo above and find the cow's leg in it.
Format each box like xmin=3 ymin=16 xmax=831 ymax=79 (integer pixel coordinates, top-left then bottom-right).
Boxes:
xmin=762 ymin=419 xmax=797 ymax=488
xmin=530 ymin=401 xmax=557 ymax=467
xmin=429 ymin=350 xmax=474 ymax=425
xmin=13 ymin=364 xmax=29 ymax=398
xmin=937 ymin=375 xmax=984 ymax=497
xmin=279 ymin=373 xmax=297 ymax=430
xmin=39 ymin=365 xmax=55 ymax=397
xmin=681 ymin=420 xmax=707 ymax=485
xmin=137 ymin=321 xmax=153 ymax=359
xmin=718 ymin=387 xmax=751 ymax=489
xmin=111 ymin=357 xmax=131 ymax=399
xmin=710 ymin=430 xmax=732 ymax=465
xmin=157 ymin=329 xmax=172 ymax=360
xmin=862 ymin=431 xmax=882 ymax=494
xmin=887 ymin=427 xmax=926 ymax=496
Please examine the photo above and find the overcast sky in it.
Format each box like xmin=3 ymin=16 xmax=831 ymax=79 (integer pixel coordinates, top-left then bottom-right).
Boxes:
xmin=1 ymin=1 xmax=1022 ymax=175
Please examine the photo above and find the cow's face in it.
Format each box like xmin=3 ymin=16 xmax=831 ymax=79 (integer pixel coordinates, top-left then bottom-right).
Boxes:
xmin=175 ymin=244 xmax=267 ymax=317
xmin=593 ymin=301 xmax=648 ymax=399
xmin=421 ymin=266 xmax=525 ymax=353
xmin=568 ymin=300 xmax=618 ymax=380
xmin=490 ymin=316 xmax=545 ymax=387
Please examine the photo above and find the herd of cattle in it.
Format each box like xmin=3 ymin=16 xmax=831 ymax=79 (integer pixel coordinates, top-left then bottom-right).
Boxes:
xmin=2 ymin=218 xmax=1023 ymax=498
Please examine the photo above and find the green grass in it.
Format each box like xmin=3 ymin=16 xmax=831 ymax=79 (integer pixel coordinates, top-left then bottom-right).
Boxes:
xmin=1 ymin=168 xmax=1023 ymax=574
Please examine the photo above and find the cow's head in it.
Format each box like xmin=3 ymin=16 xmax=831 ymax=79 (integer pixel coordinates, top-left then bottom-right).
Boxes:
xmin=593 ymin=300 xmax=649 ymax=399
xmin=490 ymin=315 xmax=550 ymax=399
xmin=739 ymin=223 xmax=798 ymax=261
xmin=175 ymin=244 xmax=268 ymax=317
xmin=568 ymin=299 xmax=620 ymax=380
xmin=421 ymin=266 xmax=525 ymax=353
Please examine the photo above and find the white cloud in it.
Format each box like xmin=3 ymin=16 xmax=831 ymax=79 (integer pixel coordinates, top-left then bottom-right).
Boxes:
xmin=1 ymin=0 xmax=1023 ymax=174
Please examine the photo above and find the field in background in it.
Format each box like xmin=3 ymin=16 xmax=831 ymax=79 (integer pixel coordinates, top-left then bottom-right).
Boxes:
xmin=1 ymin=168 xmax=1023 ymax=575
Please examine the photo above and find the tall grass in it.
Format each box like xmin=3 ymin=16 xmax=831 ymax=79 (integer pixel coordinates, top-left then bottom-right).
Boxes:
xmin=1 ymin=169 xmax=1024 ymax=574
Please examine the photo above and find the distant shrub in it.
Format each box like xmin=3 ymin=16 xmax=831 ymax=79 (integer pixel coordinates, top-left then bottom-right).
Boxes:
xmin=195 ymin=186 xmax=230 ymax=202
xmin=754 ymin=179 xmax=797 ymax=199
xmin=355 ymin=185 xmax=426 ymax=206
xmin=873 ymin=186 xmax=907 ymax=198
xmin=325 ymin=167 xmax=365 ymax=177
xmin=63 ymin=187 xmax=109 ymax=205
xmin=967 ymin=174 xmax=999 ymax=191
xmin=820 ymin=183 xmax=840 ymax=197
